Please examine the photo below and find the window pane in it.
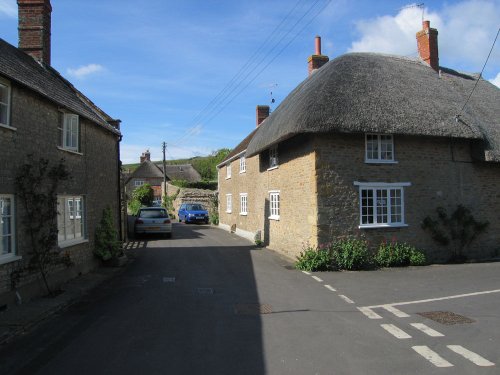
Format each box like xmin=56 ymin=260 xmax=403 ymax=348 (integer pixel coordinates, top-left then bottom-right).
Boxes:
xmin=366 ymin=135 xmax=378 ymax=160
xmin=65 ymin=199 xmax=74 ymax=239
xmin=1 ymin=197 xmax=11 ymax=216
xmin=0 ymin=104 xmax=7 ymax=125
xmin=390 ymin=189 xmax=402 ymax=223
xmin=380 ymin=135 xmax=393 ymax=160
xmin=57 ymin=197 xmax=65 ymax=242
xmin=376 ymin=189 xmax=388 ymax=223
xmin=1 ymin=235 xmax=11 ymax=255
xmin=0 ymin=84 xmax=7 ymax=104
xmin=361 ymin=189 xmax=374 ymax=224
xmin=1 ymin=216 xmax=11 ymax=237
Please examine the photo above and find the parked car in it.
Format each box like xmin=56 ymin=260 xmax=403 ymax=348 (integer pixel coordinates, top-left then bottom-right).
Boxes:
xmin=178 ymin=203 xmax=209 ymax=224
xmin=134 ymin=207 xmax=172 ymax=238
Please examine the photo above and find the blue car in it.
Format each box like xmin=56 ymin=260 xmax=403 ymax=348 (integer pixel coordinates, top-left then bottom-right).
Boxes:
xmin=178 ymin=203 xmax=209 ymax=224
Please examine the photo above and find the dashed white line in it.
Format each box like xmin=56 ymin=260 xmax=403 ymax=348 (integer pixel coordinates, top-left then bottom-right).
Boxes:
xmin=324 ymin=284 xmax=337 ymax=292
xmin=447 ymin=345 xmax=495 ymax=367
xmin=338 ymin=295 xmax=354 ymax=304
xmin=382 ymin=305 xmax=410 ymax=318
xmin=301 ymin=271 xmax=311 ymax=275
xmin=381 ymin=324 xmax=412 ymax=339
xmin=410 ymin=323 xmax=444 ymax=337
xmin=412 ymin=346 xmax=454 ymax=368
xmin=311 ymin=276 xmax=323 ymax=282
xmin=357 ymin=306 xmax=382 ymax=319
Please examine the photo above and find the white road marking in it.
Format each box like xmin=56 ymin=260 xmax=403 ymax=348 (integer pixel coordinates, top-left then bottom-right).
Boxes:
xmin=447 ymin=345 xmax=495 ymax=367
xmin=410 ymin=323 xmax=444 ymax=337
xmin=301 ymin=271 xmax=311 ymax=275
xmin=357 ymin=306 xmax=382 ymax=319
xmin=381 ymin=324 xmax=412 ymax=339
xmin=324 ymin=284 xmax=337 ymax=292
xmin=311 ymin=276 xmax=323 ymax=282
xmin=412 ymin=346 xmax=454 ymax=367
xmin=382 ymin=305 xmax=410 ymax=318
xmin=338 ymin=295 xmax=354 ymax=304
xmin=366 ymin=289 xmax=500 ymax=309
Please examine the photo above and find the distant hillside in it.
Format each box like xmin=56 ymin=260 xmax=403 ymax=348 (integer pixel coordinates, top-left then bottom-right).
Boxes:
xmin=123 ymin=148 xmax=231 ymax=181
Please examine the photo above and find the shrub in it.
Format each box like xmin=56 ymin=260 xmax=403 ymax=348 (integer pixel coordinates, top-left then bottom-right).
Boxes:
xmin=94 ymin=207 xmax=122 ymax=261
xmin=132 ymin=184 xmax=154 ymax=207
xmin=295 ymin=245 xmax=335 ymax=272
xmin=375 ymin=241 xmax=426 ymax=267
xmin=332 ymin=238 xmax=373 ymax=270
xmin=127 ymin=199 xmax=142 ymax=216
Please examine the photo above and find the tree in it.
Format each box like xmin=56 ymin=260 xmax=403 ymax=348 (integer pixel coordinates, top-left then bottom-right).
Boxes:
xmin=132 ymin=184 xmax=154 ymax=206
xmin=15 ymin=155 xmax=72 ymax=296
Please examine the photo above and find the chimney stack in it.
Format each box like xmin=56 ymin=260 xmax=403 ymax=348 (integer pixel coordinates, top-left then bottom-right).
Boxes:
xmin=140 ymin=150 xmax=151 ymax=163
xmin=307 ymin=36 xmax=329 ymax=76
xmin=416 ymin=20 xmax=439 ymax=72
xmin=256 ymin=105 xmax=270 ymax=127
xmin=18 ymin=0 xmax=52 ymax=65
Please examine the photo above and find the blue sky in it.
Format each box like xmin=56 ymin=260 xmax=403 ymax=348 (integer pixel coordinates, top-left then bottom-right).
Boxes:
xmin=1 ymin=0 xmax=499 ymax=163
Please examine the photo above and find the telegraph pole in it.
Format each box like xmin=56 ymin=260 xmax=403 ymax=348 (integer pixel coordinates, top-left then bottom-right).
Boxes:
xmin=162 ymin=142 xmax=167 ymax=200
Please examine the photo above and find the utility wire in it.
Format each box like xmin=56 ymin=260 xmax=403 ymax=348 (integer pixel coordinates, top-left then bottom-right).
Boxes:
xmin=457 ymin=27 xmax=499 ymax=118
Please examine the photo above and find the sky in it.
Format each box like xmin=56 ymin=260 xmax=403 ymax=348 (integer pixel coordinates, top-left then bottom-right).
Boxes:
xmin=1 ymin=0 xmax=499 ymax=164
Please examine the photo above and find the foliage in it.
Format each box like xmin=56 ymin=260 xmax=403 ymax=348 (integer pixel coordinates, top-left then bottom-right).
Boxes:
xmin=94 ymin=207 xmax=122 ymax=261
xmin=132 ymin=183 xmax=154 ymax=206
xmin=209 ymin=193 xmax=219 ymax=225
xmin=170 ymin=179 xmax=218 ymax=191
xmin=15 ymin=155 xmax=72 ymax=296
xmin=375 ymin=241 xmax=426 ymax=267
xmin=295 ymin=245 xmax=336 ymax=272
xmin=422 ymin=205 xmax=489 ymax=262
xmin=163 ymin=188 xmax=180 ymax=219
xmin=127 ymin=199 xmax=142 ymax=216
xmin=254 ymin=230 xmax=263 ymax=247
xmin=332 ymin=238 xmax=373 ymax=270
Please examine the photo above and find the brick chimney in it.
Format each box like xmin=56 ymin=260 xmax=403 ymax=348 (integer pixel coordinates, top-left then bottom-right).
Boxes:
xmin=416 ymin=20 xmax=439 ymax=72
xmin=256 ymin=105 xmax=270 ymax=127
xmin=140 ymin=150 xmax=151 ymax=163
xmin=18 ymin=0 xmax=52 ymax=65
xmin=307 ymin=36 xmax=329 ymax=76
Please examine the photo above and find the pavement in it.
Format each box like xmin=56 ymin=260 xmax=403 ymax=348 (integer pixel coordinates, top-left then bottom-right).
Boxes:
xmin=0 ymin=261 xmax=128 ymax=347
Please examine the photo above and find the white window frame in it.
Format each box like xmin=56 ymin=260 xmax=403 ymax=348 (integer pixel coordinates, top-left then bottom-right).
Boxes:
xmin=58 ymin=195 xmax=86 ymax=247
xmin=269 ymin=191 xmax=280 ymax=220
xmin=0 ymin=77 xmax=12 ymax=129
xmin=226 ymin=163 xmax=232 ymax=179
xmin=269 ymin=146 xmax=279 ymax=170
xmin=354 ymin=182 xmax=410 ymax=228
xmin=60 ymin=113 xmax=80 ymax=152
xmin=0 ymin=194 xmax=17 ymax=263
xmin=365 ymin=134 xmax=396 ymax=163
xmin=239 ymin=193 xmax=248 ymax=216
xmin=134 ymin=180 xmax=145 ymax=187
xmin=239 ymin=156 xmax=246 ymax=173
xmin=226 ymin=194 xmax=232 ymax=213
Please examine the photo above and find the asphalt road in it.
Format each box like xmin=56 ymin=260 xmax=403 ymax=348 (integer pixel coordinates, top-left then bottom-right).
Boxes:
xmin=1 ymin=223 xmax=499 ymax=374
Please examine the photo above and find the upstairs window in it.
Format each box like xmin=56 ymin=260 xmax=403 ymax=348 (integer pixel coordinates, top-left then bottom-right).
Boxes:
xmin=58 ymin=113 xmax=80 ymax=152
xmin=269 ymin=191 xmax=280 ymax=220
xmin=134 ymin=180 xmax=145 ymax=187
xmin=269 ymin=146 xmax=278 ymax=169
xmin=0 ymin=78 xmax=11 ymax=127
xmin=0 ymin=195 xmax=15 ymax=261
xmin=365 ymin=134 xmax=394 ymax=163
xmin=239 ymin=156 xmax=246 ymax=173
xmin=226 ymin=163 xmax=232 ymax=179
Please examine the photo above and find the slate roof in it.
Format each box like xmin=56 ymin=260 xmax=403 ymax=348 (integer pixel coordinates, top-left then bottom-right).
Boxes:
xmin=0 ymin=38 xmax=120 ymax=135
xmin=245 ymin=53 xmax=500 ymax=162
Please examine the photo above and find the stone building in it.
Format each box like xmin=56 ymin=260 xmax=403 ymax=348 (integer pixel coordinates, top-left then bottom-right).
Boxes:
xmin=0 ymin=0 xmax=121 ymax=305
xmin=217 ymin=23 xmax=500 ymax=262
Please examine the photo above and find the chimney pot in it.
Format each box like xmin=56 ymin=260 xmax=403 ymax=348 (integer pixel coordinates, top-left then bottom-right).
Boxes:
xmin=17 ymin=0 xmax=52 ymax=65
xmin=140 ymin=150 xmax=151 ymax=163
xmin=256 ymin=105 xmax=270 ymax=127
xmin=307 ymin=35 xmax=329 ymax=76
xmin=315 ymin=35 xmax=321 ymax=55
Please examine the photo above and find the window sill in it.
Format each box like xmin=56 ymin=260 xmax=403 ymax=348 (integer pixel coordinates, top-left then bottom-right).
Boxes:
xmin=239 ymin=171 xmax=246 ymax=174
xmin=0 ymin=255 xmax=22 ymax=265
xmin=57 ymin=146 xmax=83 ymax=156
xmin=359 ymin=224 xmax=408 ymax=229
xmin=225 ymin=177 xmax=231 ymax=180
xmin=268 ymin=215 xmax=280 ymax=221
xmin=267 ymin=166 xmax=279 ymax=171
xmin=364 ymin=160 xmax=398 ymax=164
xmin=226 ymin=211 xmax=232 ymax=214
xmin=59 ymin=238 xmax=88 ymax=249
xmin=239 ymin=213 xmax=248 ymax=216
xmin=0 ymin=124 xmax=17 ymax=131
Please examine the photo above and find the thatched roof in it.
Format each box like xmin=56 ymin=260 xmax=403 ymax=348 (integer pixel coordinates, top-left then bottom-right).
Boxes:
xmin=246 ymin=53 xmax=500 ymax=162
xmin=0 ymin=38 xmax=120 ymax=135
xmin=219 ymin=127 xmax=258 ymax=166
xmin=126 ymin=161 xmax=202 ymax=183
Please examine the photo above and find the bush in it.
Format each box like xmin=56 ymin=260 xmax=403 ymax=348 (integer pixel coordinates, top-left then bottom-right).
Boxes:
xmin=332 ymin=238 xmax=373 ymax=270
xmin=295 ymin=245 xmax=335 ymax=272
xmin=375 ymin=241 xmax=426 ymax=267
xmin=94 ymin=207 xmax=122 ymax=261
xmin=132 ymin=184 xmax=154 ymax=206
xmin=127 ymin=199 xmax=142 ymax=216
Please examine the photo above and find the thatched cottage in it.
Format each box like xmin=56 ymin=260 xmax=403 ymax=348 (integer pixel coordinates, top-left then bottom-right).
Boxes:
xmin=217 ymin=21 xmax=500 ymax=262
xmin=0 ymin=0 xmax=122 ymax=305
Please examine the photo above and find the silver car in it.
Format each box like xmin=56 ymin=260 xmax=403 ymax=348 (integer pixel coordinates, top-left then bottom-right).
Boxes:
xmin=134 ymin=207 xmax=172 ymax=238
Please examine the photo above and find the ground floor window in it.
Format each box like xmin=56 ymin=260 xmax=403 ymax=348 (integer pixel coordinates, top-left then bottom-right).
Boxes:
xmin=226 ymin=194 xmax=232 ymax=213
xmin=240 ymin=193 xmax=248 ymax=215
xmin=0 ymin=195 xmax=15 ymax=260
xmin=354 ymin=182 xmax=410 ymax=228
xmin=269 ymin=191 xmax=280 ymax=220
xmin=57 ymin=196 xmax=85 ymax=246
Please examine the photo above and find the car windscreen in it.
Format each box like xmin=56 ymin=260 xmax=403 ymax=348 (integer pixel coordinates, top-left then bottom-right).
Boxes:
xmin=187 ymin=204 xmax=205 ymax=211
xmin=140 ymin=209 xmax=168 ymax=218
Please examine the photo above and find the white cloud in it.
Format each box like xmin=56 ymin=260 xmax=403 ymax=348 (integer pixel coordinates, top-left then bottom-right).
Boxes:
xmin=0 ymin=0 xmax=16 ymax=18
xmin=490 ymin=72 xmax=500 ymax=88
xmin=67 ymin=64 xmax=104 ymax=79
xmin=348 ymin=1 xmax=500 ymax=69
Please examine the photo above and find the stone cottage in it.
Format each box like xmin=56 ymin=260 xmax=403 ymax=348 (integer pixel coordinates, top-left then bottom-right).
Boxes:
xmin=217 ymin=22 xmax=500 ymax=262
xmin=0 ymin=0 xmax=122 ymax=305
